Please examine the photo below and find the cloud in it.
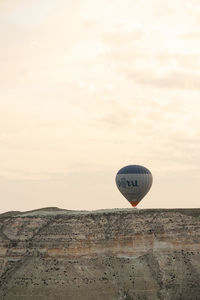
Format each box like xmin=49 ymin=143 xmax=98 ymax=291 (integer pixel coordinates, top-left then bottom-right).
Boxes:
xmin=128 ymin=70 xmax=200 ymax=90
xmin=154 ymin=3 xmax=175 ymax=16
xmin=99 ymin=4 xmax=200 ymax=92
xmin=95 ymin=102 xmax=133 ymax=129
xmin=80 ymin=14 xmax=98 ymax=28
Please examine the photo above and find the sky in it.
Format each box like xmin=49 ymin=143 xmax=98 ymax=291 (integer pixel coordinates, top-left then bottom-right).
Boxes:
xmin=0 ymin=0 xmax=200 ymax=212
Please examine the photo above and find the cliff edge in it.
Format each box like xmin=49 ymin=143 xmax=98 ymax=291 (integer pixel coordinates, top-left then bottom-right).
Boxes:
xmin=0 ymin=207 xmax=200 ymax=300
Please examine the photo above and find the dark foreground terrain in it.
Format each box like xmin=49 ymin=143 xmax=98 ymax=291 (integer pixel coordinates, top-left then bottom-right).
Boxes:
xmin=0 ymin=207 xmax=200 ymax=299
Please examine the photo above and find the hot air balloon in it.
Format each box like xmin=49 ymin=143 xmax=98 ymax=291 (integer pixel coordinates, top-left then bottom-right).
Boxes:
xmin=115 ymin=165 xmax=153 ymax=207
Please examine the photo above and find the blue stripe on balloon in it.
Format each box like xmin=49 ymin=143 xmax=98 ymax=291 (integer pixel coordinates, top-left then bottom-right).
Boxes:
xmin=117 ymin=165 xmax=151 ymax=175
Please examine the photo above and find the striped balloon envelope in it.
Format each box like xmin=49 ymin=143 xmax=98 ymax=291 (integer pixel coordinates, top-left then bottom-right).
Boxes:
xmin=115 ymin=165 xmax=153 ymax=207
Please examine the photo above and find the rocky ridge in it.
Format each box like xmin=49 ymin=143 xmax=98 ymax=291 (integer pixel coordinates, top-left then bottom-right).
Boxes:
xmin=0 ymin=207 xmax=199 ymax=299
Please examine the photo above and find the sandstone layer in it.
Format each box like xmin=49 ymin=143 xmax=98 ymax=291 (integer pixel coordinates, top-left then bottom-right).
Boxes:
xmin=0 ymin=207 xmax=199 ymax=299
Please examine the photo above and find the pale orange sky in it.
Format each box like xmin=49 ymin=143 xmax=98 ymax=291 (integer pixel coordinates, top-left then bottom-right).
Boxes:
xmin=0 ymin=0 xmax=200 ymax=212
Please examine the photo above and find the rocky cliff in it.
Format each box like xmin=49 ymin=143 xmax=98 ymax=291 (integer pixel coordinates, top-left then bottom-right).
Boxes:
xmin=0 ymin=207 xmax=199 ymax=300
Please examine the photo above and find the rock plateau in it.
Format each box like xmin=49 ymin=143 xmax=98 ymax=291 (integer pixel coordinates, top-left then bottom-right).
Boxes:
xmin=0 ymin=207 xmax=200 ymax=299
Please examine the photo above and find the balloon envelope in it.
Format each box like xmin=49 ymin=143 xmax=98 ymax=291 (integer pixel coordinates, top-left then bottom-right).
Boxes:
xmin=115 ymin=165 xmax=153 ymax=207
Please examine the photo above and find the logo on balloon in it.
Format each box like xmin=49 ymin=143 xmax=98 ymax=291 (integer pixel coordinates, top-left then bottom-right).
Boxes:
xmin=117 ymin=178 xmax=138 ymax=188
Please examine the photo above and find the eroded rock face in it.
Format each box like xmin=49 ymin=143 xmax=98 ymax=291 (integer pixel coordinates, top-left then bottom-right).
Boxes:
xmin=0 ymin=208 xmax=199 ymax=299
